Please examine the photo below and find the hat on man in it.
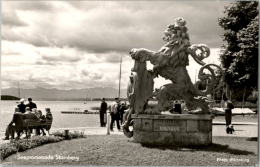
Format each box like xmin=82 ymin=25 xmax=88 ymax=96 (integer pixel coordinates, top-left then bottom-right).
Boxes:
xmin=20 ymin=98 xmax=25 ymax=103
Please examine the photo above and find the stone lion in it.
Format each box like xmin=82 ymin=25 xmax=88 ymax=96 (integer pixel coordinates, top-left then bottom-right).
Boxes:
xmin=129 ymin=17 xmax=222 ymax=113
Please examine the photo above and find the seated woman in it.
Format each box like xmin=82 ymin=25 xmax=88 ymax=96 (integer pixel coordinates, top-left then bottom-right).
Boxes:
xmin=34 ymin=109 xmax=42 ymax=119
xmin=23 ymin=107 xmax=40 ymax=137
xmin=46 ymin=109 xmax=53 ymax=120
xmin=35 ymin=109 xmax=47 ymax=136
xmin=45 ymin=108 xmax=53 ymax=134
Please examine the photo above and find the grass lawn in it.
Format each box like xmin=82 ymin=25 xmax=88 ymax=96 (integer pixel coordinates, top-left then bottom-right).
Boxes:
xmin=2 ymin=135 xmax=258 ymax=166
xmin=214 ymin=114 xmax=258 ymax=123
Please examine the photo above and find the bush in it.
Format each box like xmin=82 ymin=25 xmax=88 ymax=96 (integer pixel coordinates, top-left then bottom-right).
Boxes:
xmin=0 ymin=143 xmax=18 ymax=160
xmin=0 ymin=131 xmax=85 ymax=160
xmin=14 ymin=136 xmax=63 ymax=152
xmin=52 ymin=131 xmax=86 ymax=139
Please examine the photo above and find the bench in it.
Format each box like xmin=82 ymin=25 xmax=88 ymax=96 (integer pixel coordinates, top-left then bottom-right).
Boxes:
xmin=9 ymin=112 xmax=53 ymax=139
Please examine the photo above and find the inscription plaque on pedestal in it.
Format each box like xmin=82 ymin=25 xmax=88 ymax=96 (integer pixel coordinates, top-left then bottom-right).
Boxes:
xmin=132 ymin=114 xmax=213 ymax=146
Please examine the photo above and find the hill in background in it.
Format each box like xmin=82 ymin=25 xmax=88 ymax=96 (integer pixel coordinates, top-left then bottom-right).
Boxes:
xmin=1 ymin=87 xmax=127 ymax=101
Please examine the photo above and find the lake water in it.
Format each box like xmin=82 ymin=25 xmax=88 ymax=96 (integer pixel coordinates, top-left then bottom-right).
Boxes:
xmin=0 ymin=100 xmax=110 ymax=133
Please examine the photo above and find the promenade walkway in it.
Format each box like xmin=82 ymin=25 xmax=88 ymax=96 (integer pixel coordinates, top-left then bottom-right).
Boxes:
xmin=0 ymin=121 xmax=257 ymax=145
xmin=49 ymin=121 xmax=258 ymax=138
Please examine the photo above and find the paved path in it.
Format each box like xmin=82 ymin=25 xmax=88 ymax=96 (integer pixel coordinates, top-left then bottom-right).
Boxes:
xmin=0 ymin=123 xmax=257 ymax=145
xmin=50 ymin=126 xmax=122 ymax=135
xmin=54 ymin=124 xmax=257 ymax=138
xmin=213 ymin=124 xmax=258 ymax=137
xmin=213 ymin=121 xmax=258 ymax=125
xmin=0 ymin=127 xmax=121 ymax=145
xmin=50 ymin=121 xmax=258 ymax=137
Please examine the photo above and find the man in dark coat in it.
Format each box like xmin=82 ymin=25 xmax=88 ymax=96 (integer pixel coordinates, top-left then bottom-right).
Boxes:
xmin=223 ymin=95 xmax=235 ymax=134
xmin=173 ymin=100 xmax=182 ymax=114
xmin=17 ymin=98 xmax=26 ymax=113
xmin=3 ymin=108 xmax=21 ymax=140
xmin=223 ymin=96 xmax=234 ymax=126
xmin=99 ymin=98 xmax=107 ymax=127
xmin=26 ymin=97 xmax=37 ymax=111
xmin=119 ymin=102 xmax=127 ymax=125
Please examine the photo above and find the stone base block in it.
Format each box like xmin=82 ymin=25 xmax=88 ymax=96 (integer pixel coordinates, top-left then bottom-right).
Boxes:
xmin=132 ymin=114 xmax=213 ymax=146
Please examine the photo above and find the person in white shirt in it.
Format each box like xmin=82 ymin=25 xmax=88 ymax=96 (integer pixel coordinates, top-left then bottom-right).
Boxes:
xmin=110 ymin=98 xmax=121 ymax=131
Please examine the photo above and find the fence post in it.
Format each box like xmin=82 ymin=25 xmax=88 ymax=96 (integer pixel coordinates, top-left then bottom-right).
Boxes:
xmin=107 ymin=110 xmax=110 ymax=135
xmin=64 ymin=129 xmax=70 ymax=139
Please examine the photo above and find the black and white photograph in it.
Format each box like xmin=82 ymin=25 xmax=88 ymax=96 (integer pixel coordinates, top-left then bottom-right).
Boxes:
xmin=0 ymin=0 xmax=258 ymax=166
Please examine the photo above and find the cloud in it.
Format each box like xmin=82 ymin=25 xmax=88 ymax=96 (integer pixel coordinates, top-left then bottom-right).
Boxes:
xmin=1 ymin=43 xmax=221 ymax=90
xmin=1 ymin=26 xmax=51 ymax=47
xmin=1 ymin=1 xmax=230 ymax=90
xmin=13 ymin=1 xmax=57 ymax=12
xmin=37 ymin=47 xmax=84 ymax=63
xmin=2 ymin=1 xmax=230 ymax=53
xmin=81 ymin=70 xmax=103 ymax=80
xmin=1 ymin=41 xmax=41 ymax=66
xmin=2 ymin=41 xmax=85 ymax=66
xmin=1 ymin=41 xmax=131 ymax=90
xmin=2 ymin=10 xmax=27 ymax=27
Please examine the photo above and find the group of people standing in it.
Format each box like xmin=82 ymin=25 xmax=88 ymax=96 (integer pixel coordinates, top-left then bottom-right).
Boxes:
xmin=99 ymin=98 xmax=127 ymax=131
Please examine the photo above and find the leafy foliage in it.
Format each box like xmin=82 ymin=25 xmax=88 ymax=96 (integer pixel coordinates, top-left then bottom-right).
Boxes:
xmin=0 ymin=131 xmax=86 ymax=160
xmin=0 ymin=136 xmax=63 ymax=160
xmin=218 ymin=1 xmax=258 ymax=93
xmin=52 ymin=131 xmax=86 ymax=139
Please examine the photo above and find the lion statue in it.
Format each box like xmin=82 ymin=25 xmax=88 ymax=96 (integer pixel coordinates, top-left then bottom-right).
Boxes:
xmin=129 ymin=17 xmax=222 ymax=113
xmin=123 ymin=18 xmax=222 ymax=137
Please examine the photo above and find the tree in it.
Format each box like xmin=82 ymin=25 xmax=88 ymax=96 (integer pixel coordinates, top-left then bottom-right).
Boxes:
xmin=218 ymin=1 xmax=258 ymax=100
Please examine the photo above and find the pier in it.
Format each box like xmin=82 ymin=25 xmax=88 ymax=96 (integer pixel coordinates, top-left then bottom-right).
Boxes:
xmin=61 ymin=111 xmax=98 ymax=114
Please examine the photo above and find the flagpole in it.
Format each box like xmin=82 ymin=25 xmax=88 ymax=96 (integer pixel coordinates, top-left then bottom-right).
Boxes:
xmin=118 ymin=55 xmax=122 ymax=98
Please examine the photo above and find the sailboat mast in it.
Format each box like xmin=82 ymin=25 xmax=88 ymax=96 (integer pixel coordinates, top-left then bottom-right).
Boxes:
xmin=18 ymin=81 xmax=21 ymax=99
xmin=118 ymin=55 xmax=122 ymax=98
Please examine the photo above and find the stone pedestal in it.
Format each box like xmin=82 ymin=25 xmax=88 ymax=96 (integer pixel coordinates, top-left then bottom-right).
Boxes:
xmin=132 ymin=114 xmax=213 ymax=146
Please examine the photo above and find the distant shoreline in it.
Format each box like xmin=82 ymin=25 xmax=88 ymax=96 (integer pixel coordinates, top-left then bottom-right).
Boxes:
xmin=0 ymin=96 xmax=128 ymax=101
xmin=1 ymin=98 xmax=128 ymax=102
xmin=1 ymin=95 xmax=20 ymax=100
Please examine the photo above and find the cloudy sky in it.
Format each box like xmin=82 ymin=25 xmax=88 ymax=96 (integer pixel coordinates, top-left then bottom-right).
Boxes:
xmin=1 ymin=1 xmax=231 ymax=90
